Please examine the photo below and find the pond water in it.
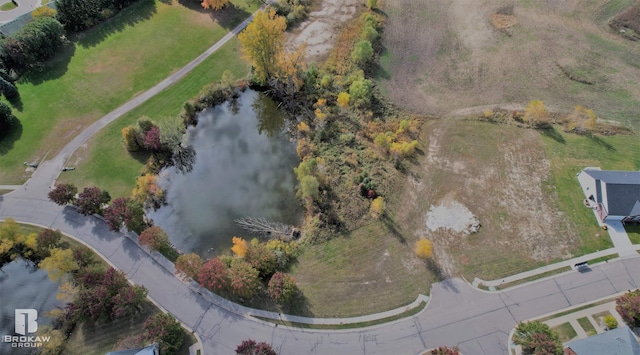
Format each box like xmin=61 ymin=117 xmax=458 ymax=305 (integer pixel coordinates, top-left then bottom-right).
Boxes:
xmin=0 ymin=259 xmax=63 ymax=355
xmin=148 ymin=90 xmax=302 ymax=258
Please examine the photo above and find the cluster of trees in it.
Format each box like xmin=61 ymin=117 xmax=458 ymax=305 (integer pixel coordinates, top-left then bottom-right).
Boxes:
xmin=512 ymin=321 xmax=563 ymax=355
xmin=270 ymin=0 xmax=311 ymax=26
xmin=0 ymin=102 xmax=16 ymax=138
xmin=616 ymin=289 xmax=640 ymax=327
xmin=55 ymin=0 xmax=140 ymax=32
xmin=0 ymin=17 xmax=66 ymax=74
xmin=140 ymin=313 xmax=184 ymax=355
xmin=174 ymin=237 xmax=300 ymax=303
xmin=235 ymin=339 xmax=278 ymax=355
xmin=429 ymin=347 xmax=460 ymax=355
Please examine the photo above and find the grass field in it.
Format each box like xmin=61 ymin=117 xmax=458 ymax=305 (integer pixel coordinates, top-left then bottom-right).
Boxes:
xmin=0 ymin=0 xmax=260 ymax=184
xmin=552 ymin=322 xmax=577 ymax=342
xmin=57 ymin=38 xmax=249 ymax=198
xmin=541 ymin=129 xmax=640 ymax=255
xmin=289 ymin=221 xmax=436 ymax=317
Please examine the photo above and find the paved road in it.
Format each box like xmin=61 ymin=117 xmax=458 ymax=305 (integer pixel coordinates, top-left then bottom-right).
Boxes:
xmin=2 ymin=195 xmax=639 ymax=354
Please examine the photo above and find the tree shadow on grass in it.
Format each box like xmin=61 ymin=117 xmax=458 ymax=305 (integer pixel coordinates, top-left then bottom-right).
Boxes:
xmin=0 ymin=117 xmax=22 ymax=155
xmin=72 ymin=0 xmax=158 ymax=49
xmin=7 ymin=94 xmax=23 ymax=112
xmin=587 ymin=133 xmax=616 ymax=151
xmin=381 ymin=215 xmax=407 ymax=245
xmin=178 ymin=0 xmax=251 ymax=30
xmin=129 ymin=150 xmax=152 ymax=165
xmin=539 ymin=126 xmax=566 ymax=144
xmin=21 ymin=43 xmax=76 ymax=85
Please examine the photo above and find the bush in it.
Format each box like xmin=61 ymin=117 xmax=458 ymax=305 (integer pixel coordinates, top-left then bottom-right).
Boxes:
xmin=603 ymin=314 xmax=618 ymax=329
xmin=32 ymin=6 xmax=57 ymax=19
xmin=175 ymin=253 xmax=203 ymax=281
xmin=351 ymin=40 xmax=373 ymax=67
xmin=414 ymin=239 xmax=432 ymax=259
xmin=616 ymin=289 xmax=640 ymax=327
xmin=198 ymin=258 xmax=228 ymax=291
xmin=267 ymin=272 xmax=297 ymax=303
xmin=228 ymin=259 xmax=260 ymax=299
xmin=245 ymin=239 xmax=278 ymax=277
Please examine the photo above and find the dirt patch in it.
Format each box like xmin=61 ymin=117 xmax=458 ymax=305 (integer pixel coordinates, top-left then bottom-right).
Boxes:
xmin=609 ymin=0 xmax=640 ymax=40
xmin=378 ymin=0 xmax=640 ymax=129
xmin=425 ymin=196 xmax=480 ymax=234
xmin=285 ymin=0 xmax=360 ymax=64
xmin=393 ymin=120 xmax=580 ymax=280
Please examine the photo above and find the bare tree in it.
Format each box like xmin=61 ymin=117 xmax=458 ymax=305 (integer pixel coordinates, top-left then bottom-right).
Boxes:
xmin=235 ymin=217 xmax=297 ymax=241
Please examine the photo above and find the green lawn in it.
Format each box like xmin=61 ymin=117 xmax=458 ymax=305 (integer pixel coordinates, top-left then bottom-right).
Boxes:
xmin=541 ymin=128 xmax=640 ymax=254
xmin=577 ymin=316 xmax=597 ymax=335
xmin=626 ymin=225 xmax=640 ymax=245
xmin=552 ymin=322 xmax=577 ymax=342
xmin=0 ymin=0 xmax=260 ymax=184
xmin=0 ymin=2 xmax=17 ymax=10
xmin=57 ymin=38 xmax=249 ymax=198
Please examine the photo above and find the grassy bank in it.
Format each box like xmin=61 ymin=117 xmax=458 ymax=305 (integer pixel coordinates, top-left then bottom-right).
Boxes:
xmin=0 ymin=0 xmax=260 ymax=184
xmin=57 ymin=38 xmax=249 ymax=198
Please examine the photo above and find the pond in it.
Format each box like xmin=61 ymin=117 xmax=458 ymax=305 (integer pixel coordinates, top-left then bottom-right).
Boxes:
xmin=0 ymin=259 xmax=63 ymax=354
xmin=148 ymin=90 xmax=302 ymax=258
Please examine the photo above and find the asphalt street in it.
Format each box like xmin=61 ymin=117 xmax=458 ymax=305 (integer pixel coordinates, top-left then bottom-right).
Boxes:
xmin=1 ymin=195 xmax=639 ymax=354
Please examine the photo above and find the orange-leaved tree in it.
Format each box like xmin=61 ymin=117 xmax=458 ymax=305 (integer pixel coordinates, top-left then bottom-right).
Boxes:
xmin=201 ymin=0 xmax=228 ymax=10
xmin=238 ymin=8 xmax=286 ymax=84
xmin=231 ymin=236 xmax=248 ymax=257
xmin=414 ymin=239 xmax=433 ymax=259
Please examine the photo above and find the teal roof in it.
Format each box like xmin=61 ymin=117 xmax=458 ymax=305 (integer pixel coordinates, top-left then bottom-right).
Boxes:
xmin=566 ymin=327 xmax=640 ymax=355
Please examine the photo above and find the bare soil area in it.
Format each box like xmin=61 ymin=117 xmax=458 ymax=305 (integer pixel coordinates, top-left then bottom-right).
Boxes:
xmin=392 ymin=120 xmax=580 ymax=279
xmin=285 ymin=0 xmax=361 ymax=64
xmin=378 ymin=0 xmax=640 ymax=129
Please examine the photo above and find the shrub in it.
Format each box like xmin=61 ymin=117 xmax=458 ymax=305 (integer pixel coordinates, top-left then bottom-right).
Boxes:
xmin=414 ymin=239 xmax=433 ymax=259
xmin=513 ymin=321 xmax=563 ymax=355
xmin=348 ymin=78 xmax=373 ymax=107
xmin=337 ymin=92 xmax=350 ymax=108
xmin=431 ymin=347 xmax=460 ymax=355
xmin=603 ymin=314 xmax=618 ymax=329
xmin=523 ymin=100 xmax=550 ymax=128
xmin=245 ymin=239 xmax=278 ymax=277
xmin=370 ymin=197 xmax=385 ymax=219
xmin=198 ymin=258 xmax=228 ymax=291
xmin=366 ymin=0 xmax=377 ymax=10
xmin=351 ymin=40 xmax=373 ymax=67
xmin=360 ymin=25 xmax=378 ymax=42
xmin=616 ymin=289 xmax=640 ymax=327
xmin=231 ymin=236 xmax=248 ymax=257
xmin=228 ymin=259 xmax=260 ymax=299
xmin=32 ymin=6 xmax=57 ymax=18
xmin=175 ymin=253 xmax=203 ymax=281
xmin=267 ymin=272 xmax=297 ymax=303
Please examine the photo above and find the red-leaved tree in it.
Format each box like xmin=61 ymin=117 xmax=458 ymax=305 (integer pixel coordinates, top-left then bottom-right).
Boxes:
xmin=198 ymin=258 xmax=228 ymax=291
xmin=143 ymin=126 xmax=163 ymax=151
xmin=175 ymin=253 xmax=203 ymax=281
xmin=48 ymin=183 xmax=77 ymax=205
xmin=267 ymin=272 xmax=297 ymax=304
xmin=75 ymin=186 xmax=110 ymax=215
xmin=430 ymin=346 xmax=461 ymax=355
xmin=138 ymin=226 xmax=169 ymax=252
xmin=141 ymin=313 xmax=184 ymax=355
xmin=235 ymin=339 xmax=277 ymax=355
xmin=616 ymin=289 xmax=640 ymax=327
xmin=104 ymin=197 xmax=147 ymax=233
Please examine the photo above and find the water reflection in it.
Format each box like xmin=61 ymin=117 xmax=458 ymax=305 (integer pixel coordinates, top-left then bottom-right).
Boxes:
xmin=0 ymin=259 xmax=62 ymax=355
xmin=149 ymin=90 xmax=302 ymax=258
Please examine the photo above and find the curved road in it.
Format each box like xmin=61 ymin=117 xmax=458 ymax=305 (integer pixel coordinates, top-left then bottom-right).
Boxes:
xmin=1 ymin=196 xmax=639 ymax=354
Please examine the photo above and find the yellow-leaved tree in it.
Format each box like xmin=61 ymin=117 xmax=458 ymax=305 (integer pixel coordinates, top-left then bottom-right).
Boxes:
xmin=337 ymin=92 xmax=350 ymax=109
xmin=414 ymin=239 xmax=433 ymax=259
xmin=231 ymin=236 xmax=248 ymax=257
xmin=370 ymin=196 xmax=385 ymax=219
xmin=39 ymin=248 xmax=79 ymax=281
xmin=523 ymin=100 xmax=550 ymax=127
xmin=275 ymin=43 xmax=308 ymax=96
xmin=238 ymin=9 xmax=287 ymax=84
xmin=201 ymin=0 xmax=228 ymax=10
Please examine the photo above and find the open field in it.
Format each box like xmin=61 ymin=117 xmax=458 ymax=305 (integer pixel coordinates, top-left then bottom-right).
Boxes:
xmin=0 ymin=0 xmax=260 ymax=184
xmin=391 ymin=120 xmax=640 ymax=281
xmin=378 ymin=0 xmax=640 ymax=130
xmin=57 ymin=39 xmax=249 ymax=198
xmin=289 ymin=220 xmax=436 ymax=317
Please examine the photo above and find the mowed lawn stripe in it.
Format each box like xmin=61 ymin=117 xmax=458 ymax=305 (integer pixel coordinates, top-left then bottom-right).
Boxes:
xmin=0 ymin=0 xmax=259 ymax=184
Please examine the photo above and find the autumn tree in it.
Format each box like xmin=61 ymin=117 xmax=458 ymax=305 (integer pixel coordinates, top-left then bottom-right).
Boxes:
xmin=132 ymin=174 xmax=164 ymax=208
xmin=139 ymin=226 xmax=170 ymax=252
xmin=104 ymin=197 xmax=147 ymax=233
xmin=245 ymin=239 xmax=278 ymax=277
xmin=121 ymin=126 xmax=140 ymax=151
xmin=430 ymin=346 xmax=460 ymax=355
xmin=32 ymin=6 xmax=57 ymax=19
xmin=351 ymin=40 xmax=373 ymax=67
xmin=229 ymin=259 xmax=260 ymax=299
xmin=370 ymin=196 xmax=385 ymax=219
xmin=523 ymin=100 xmax=550 ymax=128
xmin=616 ymin=289 xmax=640 ymax=327
xmin=0 ymin=218 xmax=23 ymax=259
xmin=40 ymin=248 xmax=79 ymax=281
xmin=566 ymin=105 xmax=596 ymax=132
xmin=273 ymin=43 xmax=307 ymax=97
xmin=513 ymin=321 xmax=563 ymax=355
xmin=201 ymin=0 xmax=228 ymax=10
xmin=231 ymin=236 xmax=248 ymax=257
xmin=198 ymin=258 xmax=229 ymax=291
xmin=414 ymin=239 xmax=433 ymax=259
xmin=268 ymin=272 xmax=297 ymax=303
xmin=239 ymin=9 xmax=287 ymax=84
xmin=235 ymin=339 xmax=277 ymax=355
xmin=141 ymin=313 xmax=184 ymax=355
xmin=175 ymin=253 xmax=203 ymax=280
xmin=75 ymin=186 xmax=111 ymax=215
xmin=337 ymin=92 xmax=350 ymax=109
xmin=36 ymin=229 xmax=62 ymax=257
xmin=48 ymin=183 xmax=78 ymax=205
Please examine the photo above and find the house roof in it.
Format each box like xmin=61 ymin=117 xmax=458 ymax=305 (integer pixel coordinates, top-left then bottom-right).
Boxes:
xmin=583 ymin=170 xmax=640 ymax=217
xmin=565 ymin=327 xmax=640 ymax=355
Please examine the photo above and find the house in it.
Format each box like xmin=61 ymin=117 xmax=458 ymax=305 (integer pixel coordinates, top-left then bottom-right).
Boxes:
xmin=564 ymin=326 xmax=640 ymax=355
xmin=105 ymin=343 xmax=159 ymax=355
xmin=577 ymin=168 xmax=640 ymax=224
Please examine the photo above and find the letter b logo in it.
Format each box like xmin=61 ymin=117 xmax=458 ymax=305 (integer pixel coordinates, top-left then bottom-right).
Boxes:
xmin=15 ymin=309 xmax=38 ymax=335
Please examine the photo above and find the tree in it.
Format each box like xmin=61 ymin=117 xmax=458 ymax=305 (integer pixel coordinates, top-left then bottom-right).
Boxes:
xmin=201 ymin=0 xmax=228 ymax=10
xmin=351 ymin=40 xmax=373 ymax=67
xmin=523 ymin=100 xmax=550 ymax=127
xmin=121 ymin=126 xmax=140 ymax=151
xmin=141 ymin=313 xmax=184 ymax=355
xmin=299 ymin=175 xmax=319 ymax=200
xmin=245 ymin=239 xmax=277 ymax=277
xmin=75 ymin=186 xmax=110 ymax=215
xmin=139 ymin=226 xmax=169 ymax=252
xmin=0 ymin=76 xmax=18 ymax=98
xmin=513 ymin=321 xmax=563 ymax=355
xmin=32 ymin=6 xmax=57 ymax=19
xmin=273 ymin=43 xmax=307 ymax=97
xmin=175 ymin=253 xmax=203 ymax=280
xmin=337 ymin=92 xmax=350 ymax=109
xmin=238 ymin=9 xmax=287 ymax=83
xmin=104 ymin=197 xmax=147 ymax=233
xmin=231 ymin=236 xmax=248 ymax=257
xmin=48 ymin=183 xmax=78 ymax=205
xmin=566 ymin=105 xmax=596 ymax=132
xmin=0 ymin=102 xmax=15 ymax=136
xmin=143 ymin=126 xmax=163 ymax=151
xmin=268 ymin=272 xmax=297 ymax=303
xmin=132 ymin=174 xmax=164 ymax=208
xmin=36 ymin=229 xmax=62 ymax=257
xmin=235 ymin=339 xmax=277 ymax=355
xmin=370 ymin=196 xmax=385 ymax=219
xmin=198 ymin=258 xmax=229 ymax=291
xmin=360 ymin=24 xmax=378 ymax=42
xmin=39 ymin=248 xmax=79 ymax=281
xmin=366 ymin=0 xmax=377 ymax=10
xmin=430 ymin=347 xmax=460 ymax=355
xmin=348 ymin=78 xmax=373 ymax=107
xmin=616 ymin=289 xmax=640 ymax=327
xmin=0 ymin=17 xmax=65 ymax=71
xmin=229 ymin=259 xmax=260 ymax=299
xmin=414 ymin=239 xmax=433 ymax=259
